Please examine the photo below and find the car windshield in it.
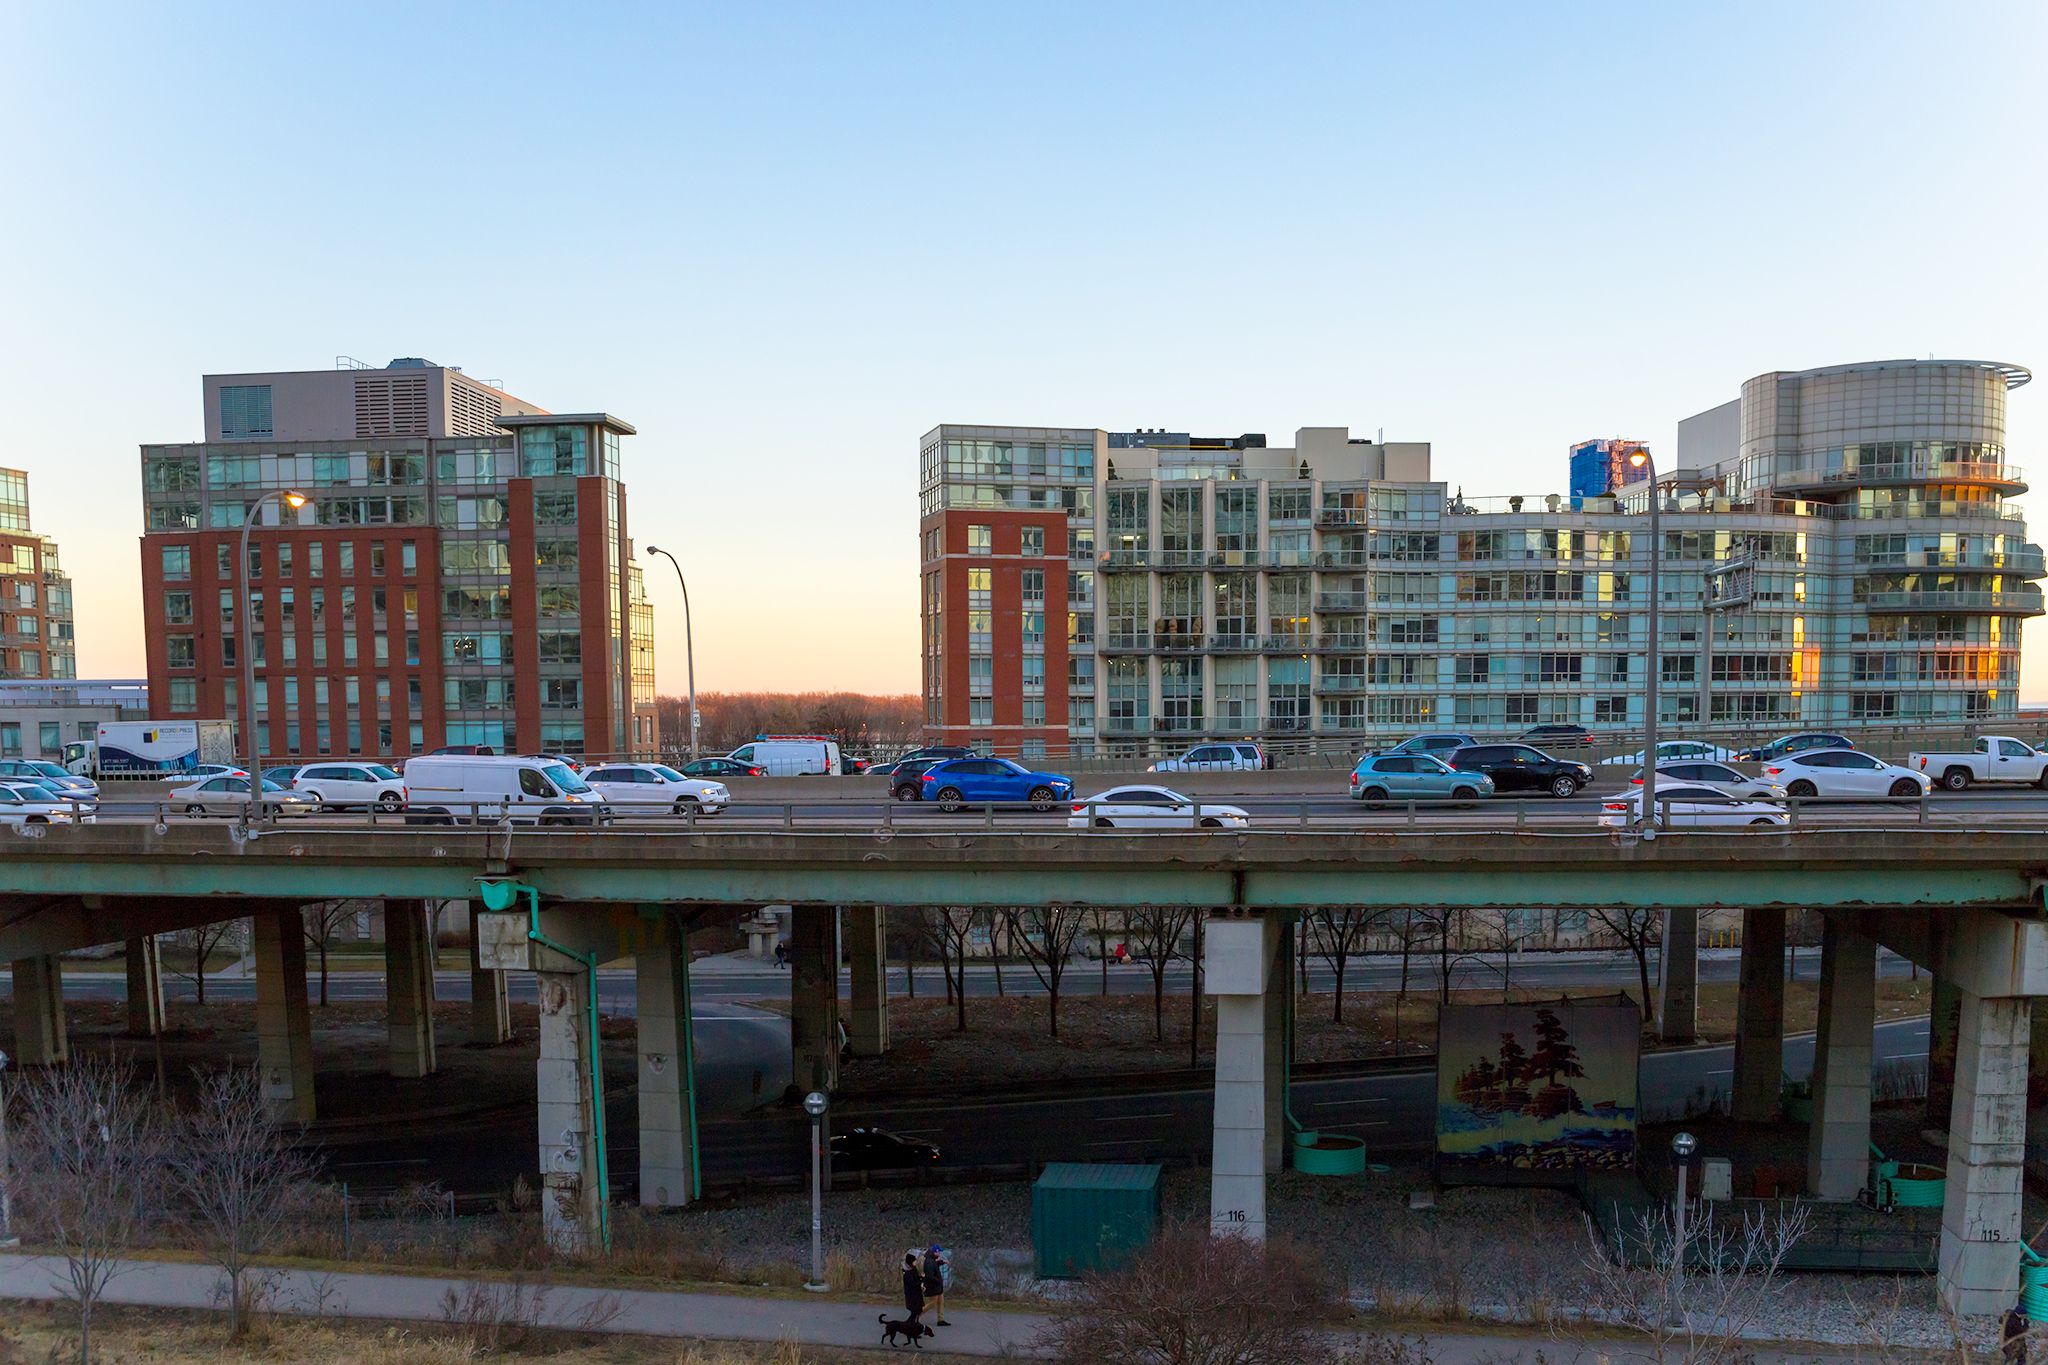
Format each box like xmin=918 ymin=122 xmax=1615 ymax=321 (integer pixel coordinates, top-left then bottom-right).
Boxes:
xmin=996 ymin=759 xmax=1028 ymax=774
xmin=262 ymin=779 xmax=289 ymax=793
xmin=366 ymin=764 xmax=401 ymax=780
xmin=28 ymin=762 xmax=70 ymax=780
xmin=653 ymin=765 xmax=689 ymax=782
xmin=1414 ymin=756 xmax=1452 ymax=773
xmin=544 ymin=763 xmax=592 ymax=794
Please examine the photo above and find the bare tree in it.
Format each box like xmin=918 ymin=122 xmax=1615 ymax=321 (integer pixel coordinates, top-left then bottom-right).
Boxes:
xmin=1470 ymin=910 xmax=1542 ymax=996
xmin=1406 ymin=907 xmax=1481 ymax=1004
xmin=1092 ymin=909 xmax=1122 ymax=996
xmin=302 ymin=901 xmax=358 ymax=1008
xmin=1570 ymin=1199 xmax=1810 ymax=1364
xmin=1036 ymin=1222 xmax=1351 ymax=1364
xmin=1307 ymin=908 xmax=1381 ymax=1023
xmin=932 ymin=906 xmax=977 ymax=1032
xmin=169 ymin=1067 xmax=317 ymax=1338
xmin=172 ymin=919 xmax=242 ymax=1006
xmin=1588 ymin=907 xmax=1660 ymax=1022
xmin=1004 ymin=906 xmax=1089 ymax=1038
xmin=886 ymin=906 xmax=936 ymax=1000
xmin=1125 ymin=906 xmax=1196 ymax=1041
xmin=8 ymin=1056 xmax=171 ymax=1364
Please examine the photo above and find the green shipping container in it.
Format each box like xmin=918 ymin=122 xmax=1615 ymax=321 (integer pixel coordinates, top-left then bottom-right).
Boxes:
xmin=1031 ymin=1162 xmax=1162 ymax=1280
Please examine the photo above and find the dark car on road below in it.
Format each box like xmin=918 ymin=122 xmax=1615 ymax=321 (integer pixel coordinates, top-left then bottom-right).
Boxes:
xmin=1447 ymin=743 xmax=1595 ymax=797
xmin=889 ymin=757 xmax=947 ymax=801
xmin=1517 ymin=724 xmax=1593 ymax=749
xmin=1734 ymin=731 xmax=1851 ymax=763
xmin=879 ymin=745 xmax=982 ymax=774
xmin=831 ymin=1126 xmax=941 ymax=1171
xmin=678 ymin=757 xmax=766 ymax=778
xmin=1375 ymin=732 xmax=1479 ymax=760
xmin=919 ymin=757 xmax=1074 ymax=812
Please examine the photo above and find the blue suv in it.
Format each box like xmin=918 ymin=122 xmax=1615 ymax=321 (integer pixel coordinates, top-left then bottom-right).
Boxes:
xmin=920 ymin=757 xmax=1074 ymax=812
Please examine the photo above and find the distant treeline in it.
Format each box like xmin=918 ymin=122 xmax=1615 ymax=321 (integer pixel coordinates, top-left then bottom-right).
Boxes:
xmin=653 ymin=691 xmax=923 ymax=756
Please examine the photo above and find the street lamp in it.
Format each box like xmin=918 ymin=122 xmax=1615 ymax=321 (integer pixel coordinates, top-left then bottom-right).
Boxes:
xmin=1670 ymin=1130 xmax=1697 ymax=1308
xmin=802 ymin=1090 xmax=829 ymax=1291
xmin=1629 ymin=448 xmax=1660 ymax=836
xmin=239 ymin=489 xmax=308 ymax=828
xmin=644 ymin=546 xmax=699 ymax=760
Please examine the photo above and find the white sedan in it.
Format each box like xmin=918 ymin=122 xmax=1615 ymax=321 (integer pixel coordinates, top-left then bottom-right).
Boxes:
xmin=1600 ymin=740 xmax=1737 ymax=766
xmin=188 ymin=763 xmax=250 ymax=780
xmin=1600 ymin=783 xmax=1789 ymax=830
xmin=168 ymin=775 xmax=317 ymax=817
xmin=0 ymin=782 xmax=84 ymax=826
xmin=1069 ymin=786 xmax=1250 ymax=830
xmin=579 ymin=762 xmax=730 ymax=816
xmin=1761 ymin=749 xmax=1932 ymax=800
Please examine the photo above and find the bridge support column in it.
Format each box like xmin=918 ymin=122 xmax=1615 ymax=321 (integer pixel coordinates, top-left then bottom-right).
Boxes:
xmin=385 ymin=900 xmax=438 ymax=1078
xmin=1208 ymin=913 xmax=1281 ymax=1240
xmin=1657 ymin=907 xmax=1698 ymax=1044
xmin=1938 ymin=990 xmax=2030 ymax=1317
xmin=124 ymin=936 xmax=165 ymax=1039
xmin=252 ymin=909 xmax=315 ymax=1122
xmin=790 ymin=908 xmax=839 ymax=1097
xmin=537 ymin=966 xmax=605 ymax=1253
xmin=1805 ymin=915 xmax=1875 ymax=1200
xmin=847 ymin=906 xmax=889 ymax=1058
xmin=635 ymin=920 xmax=700 ymax=1208
xmin=468 ymin=906 xmax=512 ymax=1046
xmin=11 ymin=955 xmax=68 ymax=1065
xmin=1730 ymin=908 xmax=1785 ymax=1122
xmin=1264 ymin=914 xmax=1291 ymax=1174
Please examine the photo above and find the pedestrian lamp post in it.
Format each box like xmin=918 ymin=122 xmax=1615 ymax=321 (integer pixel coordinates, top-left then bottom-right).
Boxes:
xmin=0 ymin=1048 xmax=14 ymax=1248
xmin=238 ymin=488 xmax=309 ymax=829
xmin=643 ymin=546 xmax=700 ymax=760
xmin=1671 ymin=1130 xmax=1697 ymax=1307
xmin=1628 ymin=447 xmax=1660 ymax=836
xmin=803 ymin=1090 xmax=829 ymax=1292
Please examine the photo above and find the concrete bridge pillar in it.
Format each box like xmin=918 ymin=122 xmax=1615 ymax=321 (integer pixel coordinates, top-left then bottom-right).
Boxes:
xmin=1806 ymin=915 xmax=1876 ymax=1200
xmin=1730 ymin=907 xmax=1786 ymax=1122
xmin=11 ymin=954 xmax=68 ymax=1065
xmin=252 ymin=909 xmax=315 ymax=1122
xmin=847 ymin=906 xmax=889 ymax=1058
xmin=385 ymin=900 xmax=438 ymax=1078
xmin=536 ymin=966 xmax=605 ymax=1253
xmin=1208 ymin=912 xmax=1282 ymax=1241
xmin=1263 ymin=913 xmax=1291 ymax=1174
xmin=468 ymin=903 xmax=512 ymax=1047
xmin=635 ymin=920 xmax=700 ymax=1208
xmin=1938 ymin=990 xmax=2030 ymax=1317
xmin=124 ymin=936 xmax=165 ymax=1039
xmin=789 ymin=908 xmax=839 ymax=1097
xmin=1657 ymin=907 xmax=1699 ymax=1044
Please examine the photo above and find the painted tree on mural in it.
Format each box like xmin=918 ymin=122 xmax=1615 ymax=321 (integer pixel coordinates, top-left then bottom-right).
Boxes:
xmin=1528 ymin=1008 xmax=1587 ymax=1089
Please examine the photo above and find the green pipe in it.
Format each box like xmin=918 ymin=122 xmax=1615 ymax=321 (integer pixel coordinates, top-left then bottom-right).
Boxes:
xmin=2020 ymin=1240 xmax=2048 ymax=1321
xmin=483 ymin=879 xmax=611 ymax=1253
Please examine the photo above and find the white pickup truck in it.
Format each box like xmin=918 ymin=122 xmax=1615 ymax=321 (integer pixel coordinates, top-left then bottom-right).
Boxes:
xmin=1907 ymin=736 xmax=2048 ymax=790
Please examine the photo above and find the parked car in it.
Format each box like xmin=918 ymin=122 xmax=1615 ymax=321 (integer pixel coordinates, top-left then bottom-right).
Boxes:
xmin=168 ymin=775 xmax=316 ymax=818
xmin=1599 ymin=783 xmax=1790 ymax=830
xmin=840 ymin=755 xmax=870 ymax=775
xmin=1762 ymin=749 xmax=1930 ymax=799
xmin=1733 ymin=732 xmax=1850 ymax=763
xmin=1068 ymin=786 xmax=1250 ymax=829
xmin=261 ymin=765 xmax=305 ymax=787
xmin=677 ymin=757 xmax=765 ymax=779
xmin=725 ymin=736 xmax=840 ymax=776
xmin=1600 ymin=740 xmax=1738 ymax=766
xmin=1 ymin=777 xmax=96 ymax=819
xmin=0 ymin=783 xmax=83 ymax=826
xmin=402 ymin=755 xmax=612 ymax=826
xmin=919 ymin=757 xmax=1073 ymax=812
xmin=291 ymin=762 xmax=408 ymax=811
xmin=0 ymin=759 xmax=98 ymax=801
xmin=889 ymin=757 xmax=946 ymax=801
xmin=187 ymin=763 xmax=250 ymax=781
xmin=523 ymin=752 xmax=584 ymax=773
xmin=1517 ymin=724 xmax=1593 ymax=749
xmin=426 ymin=744 xmax=497 ymax=757
xmin=881 ymin=745 xmax=982 ymax=771
xmin=580 ymin=762 xmax=730 ymax=815
xmin=1445 ymin=744 xmax=1594 ymax=798
xmin=1349 ymin=753 xmax=1495 ymax=805
xmin=1376 ymin=732 xmax=1479 ymax=760
xmin=1907 ymin=736 xmax=2048 ymax=790
xmin=1628 ymin=761 xmax=1786 ymax=803
xmin=1148 ymin=742 xmax=1267 ymax=773
xmin=830 ymin=1126 xmax=940 ymax=1172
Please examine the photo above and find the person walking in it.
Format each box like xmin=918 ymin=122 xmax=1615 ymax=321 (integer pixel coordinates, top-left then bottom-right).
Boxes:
xmin=901 ymin=1250 xmax=926 ymax=1327
xmin=2004 ymin=1302 xmax=2029 ymax=1363
xmin=773 ymin=941 xmax=788 ymax=969
xmin=922 ymin=1245 xmax=950 ymax=1326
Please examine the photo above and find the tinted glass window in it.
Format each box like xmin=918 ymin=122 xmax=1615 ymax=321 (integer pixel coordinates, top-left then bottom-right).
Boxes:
xmin=1509 ymin=747 xmax=1546 ymax=762
xmin=367 ymin=765 xmax=401 ymax=780
xmin=585 ymin=769 xmax=621 ymax=782
xmin=1460 ymin=747 xmax=1506 ymax=764
xmin=519 ymin=769 xmax=554 ymax=797
xmin=0 ymin=789 xmax=19 ymax=804
xmin=1378 ymin=757 xmax=1414 ymax=773
xmin=1841 ymin=753 xmax=1882 ymax=769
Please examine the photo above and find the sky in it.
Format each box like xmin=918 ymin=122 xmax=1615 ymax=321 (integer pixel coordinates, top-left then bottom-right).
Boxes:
xmin=3 ymin=2 xmax=2046 ymax=699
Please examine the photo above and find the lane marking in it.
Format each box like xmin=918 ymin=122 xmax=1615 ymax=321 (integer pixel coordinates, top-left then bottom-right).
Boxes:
xmin=1095 ymin=1112 xmax=1173 ymax=1122
xmin=1312 ymin=1097 xmax=1389 ymax=1108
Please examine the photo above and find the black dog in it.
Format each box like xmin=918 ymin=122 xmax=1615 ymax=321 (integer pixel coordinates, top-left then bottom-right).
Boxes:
xmin=879 ymin=1312 xmax=933 ymax=1348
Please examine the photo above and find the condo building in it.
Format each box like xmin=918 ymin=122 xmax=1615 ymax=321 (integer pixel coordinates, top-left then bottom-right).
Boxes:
xmin=0 ymin=469 xmax=77 ymax=681
xmin=138 ymin=358 xmax=658 ymax=761
xmin=918 ymin=359 xmax=2041 ymax=755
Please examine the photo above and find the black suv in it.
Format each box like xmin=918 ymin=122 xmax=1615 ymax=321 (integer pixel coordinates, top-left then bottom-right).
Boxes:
xmin=1517 ymin=724 xmax=1593 ymax=749
xmin=1447 ymin=743 xmax=1595 ymax=797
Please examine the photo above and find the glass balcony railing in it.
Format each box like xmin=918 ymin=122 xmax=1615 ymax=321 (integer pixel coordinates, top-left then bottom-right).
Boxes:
xmin=1862 ymin=588 xmax=2044 ymax=615
xmin=1771 ymin=461 xmax=2025 ymax=494
xmin=1315 ymin=592 xmax=1369 ymax=612
xmin=1317 ymin=675 xmax=1369 ymax=692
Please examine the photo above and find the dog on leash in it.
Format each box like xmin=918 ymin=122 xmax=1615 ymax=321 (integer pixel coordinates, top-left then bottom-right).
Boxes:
xmin=879 ymin=1312 xmax=934 ymax=1348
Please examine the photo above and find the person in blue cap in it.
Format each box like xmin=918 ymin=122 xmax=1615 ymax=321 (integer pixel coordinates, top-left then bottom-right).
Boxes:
xmin=921 ymin=1245 xmax=950 ymax=1326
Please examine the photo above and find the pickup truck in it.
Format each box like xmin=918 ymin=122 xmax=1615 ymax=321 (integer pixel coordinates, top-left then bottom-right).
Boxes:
xmin=1907 ymin=736 xmax=2048 ymax=790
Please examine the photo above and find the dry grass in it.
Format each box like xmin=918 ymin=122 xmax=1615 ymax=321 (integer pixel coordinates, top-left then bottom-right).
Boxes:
xmin=0 ymin=1301 xmax=987 ymax=1364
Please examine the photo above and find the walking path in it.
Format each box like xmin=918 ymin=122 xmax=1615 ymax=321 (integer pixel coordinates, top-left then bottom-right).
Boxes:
xmin=0 ymin=1251 xmax=1883 ymax=1361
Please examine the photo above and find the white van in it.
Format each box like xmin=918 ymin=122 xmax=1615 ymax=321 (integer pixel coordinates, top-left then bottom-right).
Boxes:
xmin=400 ymin=754 xmax=612 ymax=826
xmin=725 ymin=736 xmax=842 ymax=777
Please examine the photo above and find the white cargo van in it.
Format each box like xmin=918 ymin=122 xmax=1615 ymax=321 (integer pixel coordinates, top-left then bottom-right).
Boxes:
xmin=725 ymin=736 xmax=842 ymax=777
xmin=401 ymin=754 xmax=612 ymax=826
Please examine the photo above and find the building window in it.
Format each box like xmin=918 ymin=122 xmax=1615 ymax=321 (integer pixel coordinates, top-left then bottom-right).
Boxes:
xmin=168 ymin=678 xmax=197 ymax=711
xmin=521 ymin=425 xmax=588 ymax=476
xmin=161 ymin=546 xmax=191 ymax=580
xmin=163 ymin=591 xmax=193 ymax=625
xmin=968 ymin=525 xmax=991 ymax=555
xmin=218 ymin=385 xmax=273 ymax=438
xmin=402 ymin=541 xmax=417 ymax=575
xmin=1022 ymin=698 xmax=1046 ymax=727
xmin=37 ymin=721 xmax=59 ymax=752
xmin=1021 ymin=570 xmax=1045 ymax=605
xmin=969 ymin=698 xmax=993 ymax=726
xmin=1020 ymin=527 xmax=1045 ymax=557
xmin=167 ymin=637 xmax=195 ymax=669
xmin=0 ymin=723 xmax=19 ymax=756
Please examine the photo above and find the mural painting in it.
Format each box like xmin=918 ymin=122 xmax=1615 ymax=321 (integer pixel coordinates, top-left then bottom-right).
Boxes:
xmin=1436 ymin=998 xmax=1639 ymax=1183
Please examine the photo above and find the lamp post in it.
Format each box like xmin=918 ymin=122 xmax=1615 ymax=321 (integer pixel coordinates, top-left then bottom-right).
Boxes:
xmin=1670 ymin=1130 xmax=1697 ymax=1312
xmin=644 ymin=545 xmax=699 ymax=760
xmin=802 ymin=1090 xmax=829 ymax=1291
xmin=238 ymin=489 xmax=308 ymax=828
xmin=1628 ymin=449 xmax=1659 ymax=836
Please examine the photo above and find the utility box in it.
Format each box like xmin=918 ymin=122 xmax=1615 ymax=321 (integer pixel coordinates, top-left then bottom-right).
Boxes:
xmin=1031 ymin=1163 xmax=1161 ymax=1279
xmin=1701 ymin=1157 xmax=1733 ymax=1202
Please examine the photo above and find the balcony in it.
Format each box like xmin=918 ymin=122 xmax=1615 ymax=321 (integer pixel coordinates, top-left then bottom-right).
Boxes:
xmin=1261 ymin=633 xmax=1312 ymax=651
xmin=1771 ymin=461 xmax=2026 ymax=497
xmin=1209 ymin=633 xmax=1261 ymax=651
xmin=1863 ymin=588 xmax=2045 ymax=616
xmin=1316 ymin=508 xmax=1369 ymax=528
xmin=1315 ymin=592 xmax=1370 ymax=612
xmin=1149 ymin=716 xmax=1206 ymax=734
xmin=1313 ymin=635 xmax=1370 ymax=652
xmin=1317 ymin=675 xmax=1368 ymax=692
xmin=1099 ymin=633 xmax=1151 ymax=652
xmin=1264 ymin=714 xmax=1311 ymax=733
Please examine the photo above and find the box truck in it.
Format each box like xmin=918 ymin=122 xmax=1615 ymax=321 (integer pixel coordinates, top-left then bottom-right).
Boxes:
xmin=64 ymin=719 xmax=236 ymax=778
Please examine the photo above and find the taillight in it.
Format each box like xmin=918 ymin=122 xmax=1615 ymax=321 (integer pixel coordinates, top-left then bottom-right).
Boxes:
xmin=1917 ymin=758 xmax=1927 ymax=769
xmin=1070 ymin=804 xmax=1083 ymax=814
xmin=1764 ymin=765 xmax=1782 ymax=776
xmin=1629 ymin=777 xmax=1643 ymax=785
xmin=922 ymin=773 xmax=936 ymax=784
xmin=1603 ymin=802 xmax=1629 ymax=812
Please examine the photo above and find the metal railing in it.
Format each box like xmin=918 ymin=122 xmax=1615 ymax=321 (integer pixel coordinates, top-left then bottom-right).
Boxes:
xmin=1862 ymin=588 xmax=2044 ymax=614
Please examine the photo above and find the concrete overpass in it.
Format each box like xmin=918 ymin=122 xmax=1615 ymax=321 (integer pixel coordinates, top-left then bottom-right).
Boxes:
xmin=2 ymin=822 xmax=2045 ymax=1315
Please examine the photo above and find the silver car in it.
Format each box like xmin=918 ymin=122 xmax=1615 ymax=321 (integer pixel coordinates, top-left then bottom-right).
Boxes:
xmin=1630 ymin=760 xmax=1786 ymax=803
xmin=168 ymin=775 xmax=317 ymax=818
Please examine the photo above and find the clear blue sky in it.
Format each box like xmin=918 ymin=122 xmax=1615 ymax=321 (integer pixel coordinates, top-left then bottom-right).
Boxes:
xmin=4 ymin=2 xmax=2045 ymax=696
